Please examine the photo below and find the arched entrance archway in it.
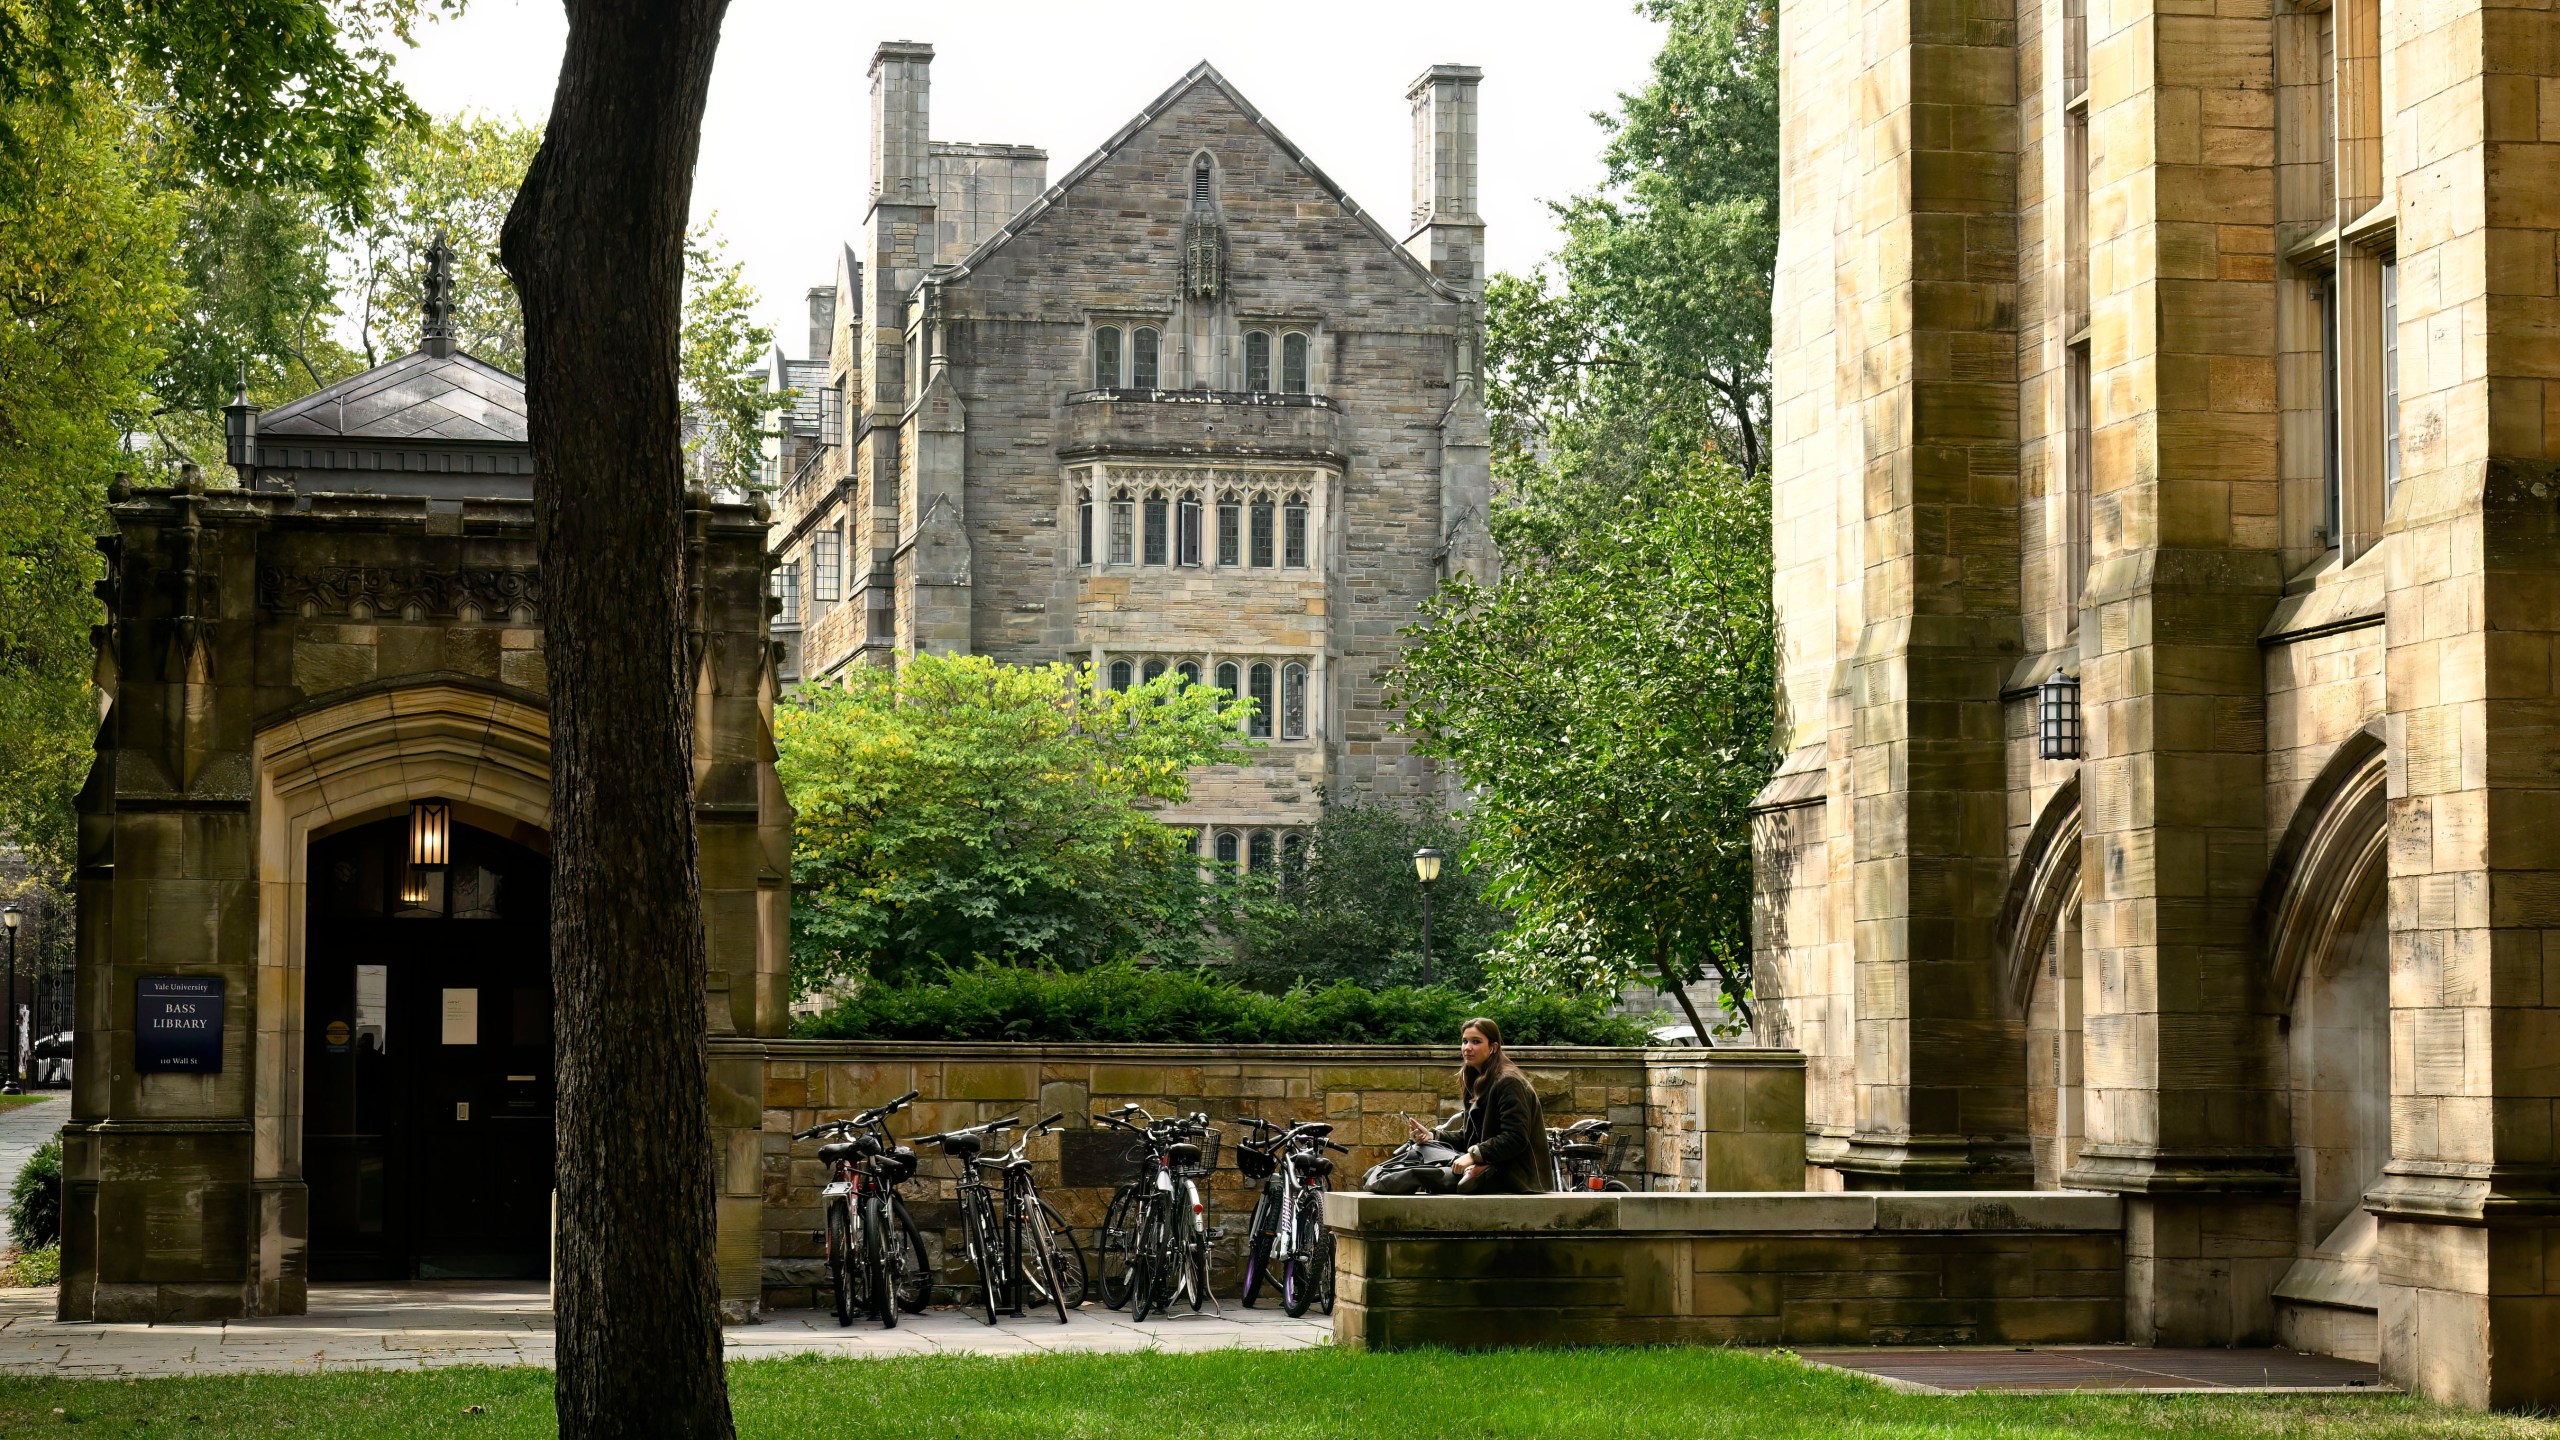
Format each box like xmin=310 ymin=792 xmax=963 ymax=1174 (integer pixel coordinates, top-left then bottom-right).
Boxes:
xmin=247 ymin=683 xmax=551 ymax=1309
xmin=1998 ymin=778 xmax=2084 ymax=1189
xmin=2262 ymin=729 xmax=2390 ymax=1362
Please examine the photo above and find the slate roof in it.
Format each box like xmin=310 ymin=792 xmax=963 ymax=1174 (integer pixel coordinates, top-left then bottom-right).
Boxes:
xmin=258 ymin=348 xmax=528 ymax=445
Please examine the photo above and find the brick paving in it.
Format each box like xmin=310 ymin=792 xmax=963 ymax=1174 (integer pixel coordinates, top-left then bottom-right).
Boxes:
xmin=1802 ymin=1347 xmax=2392 ymax=1395
xmin=0 ymin=1282 xmax=1328 ymax=1376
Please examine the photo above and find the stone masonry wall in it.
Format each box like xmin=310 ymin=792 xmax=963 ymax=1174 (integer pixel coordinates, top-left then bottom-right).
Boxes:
xmin=715 ymin=1040 xmax=1802 ymax=1311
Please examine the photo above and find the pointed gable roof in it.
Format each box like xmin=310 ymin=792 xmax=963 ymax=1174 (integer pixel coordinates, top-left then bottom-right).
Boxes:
xmin=257 ymin=348 xmax=528 ymax=444
xmin=941 ymin=62 xmax=1463 ymax=302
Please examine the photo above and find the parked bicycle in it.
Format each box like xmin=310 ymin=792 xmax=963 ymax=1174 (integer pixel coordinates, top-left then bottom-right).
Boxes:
xmin=918 ymin=1113 xmax=1087 ymax=1324
xmin=1235 ymin=1114 xmax=1348 ymax=1317
xmin=1092 ymin=1104 xmax=1222 ymax=1319
xmin=792 ymin=1089 xmax=932 ymax=1328
xmin=1549 ymin=1116 xmax=1631 ymax=1192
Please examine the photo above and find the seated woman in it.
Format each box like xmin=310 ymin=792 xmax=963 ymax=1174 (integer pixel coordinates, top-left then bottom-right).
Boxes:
xmin=1405 ymin=1016 xmax=1553 ymax=1194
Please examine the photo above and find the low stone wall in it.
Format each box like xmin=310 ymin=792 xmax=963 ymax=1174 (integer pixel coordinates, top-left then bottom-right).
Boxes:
xmin=709 ymin=1039 xmax=1804 ymax=1312
xmin=1326 ymin=1191 xmax=2125 ymax=1350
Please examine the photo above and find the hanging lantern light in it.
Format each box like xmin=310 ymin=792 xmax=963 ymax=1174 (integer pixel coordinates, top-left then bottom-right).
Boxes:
xmin=2037 ymin=668 xmax=2082 ymax=761
xmin=408 ymin=798 xmax=452 ymax=871
xmin=398 ymin=864 xmax=432 ymax=909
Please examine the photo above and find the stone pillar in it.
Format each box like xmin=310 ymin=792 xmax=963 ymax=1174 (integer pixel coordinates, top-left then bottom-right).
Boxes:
xmin=1404 ymin=64 xmax=1484 ymax=294
xmin=858 ymin=40 xmax=936 ymax=664
xmin=2065 ymin=5 xmax=2293 ymax=1344
xmin=1834 ymin=0 xmax=2028 ymax=1189
xmin=2368 ymin=0 xmax=2560 ymax=1409
xmin=900 ymin=284 xmax=973 ymax=656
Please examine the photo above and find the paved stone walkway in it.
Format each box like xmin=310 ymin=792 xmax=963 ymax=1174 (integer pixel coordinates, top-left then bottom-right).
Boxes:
xmin=0 ymin=1282 xmax=1330 ymax=1376
xmin=1803 ymin=1346 xmax=2392 ymax=1394
xmin=0 ymin=1096 xmax=64 ymax=1250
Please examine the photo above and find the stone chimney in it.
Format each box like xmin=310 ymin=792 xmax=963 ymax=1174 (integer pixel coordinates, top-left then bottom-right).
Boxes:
xmin=870 ymin=41 xmax=934 ymax=206
xmin=1406 ymin=64 xmax=1484 ymax=294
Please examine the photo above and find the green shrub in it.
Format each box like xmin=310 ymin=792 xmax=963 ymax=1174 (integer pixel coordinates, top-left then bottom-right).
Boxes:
xmin=793 ymin=961 xmax=1651 ymax=1047
xmin=8 ymin=1136 xmax=61 ymax=1252
xmin=3 ymin=1243 xmax=59 ymax=1286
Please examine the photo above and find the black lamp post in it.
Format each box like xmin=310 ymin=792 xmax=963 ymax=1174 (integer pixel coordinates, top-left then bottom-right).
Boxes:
xmin=2 ymin=904 xmax=21 ymax=1095
xmin=1412 ymin=846 xmax=1444 ymax=987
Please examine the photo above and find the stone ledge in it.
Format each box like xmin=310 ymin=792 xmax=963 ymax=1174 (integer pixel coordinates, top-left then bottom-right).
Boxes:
xmin=1326 ymin=1190 xmax=2122 ymax=1236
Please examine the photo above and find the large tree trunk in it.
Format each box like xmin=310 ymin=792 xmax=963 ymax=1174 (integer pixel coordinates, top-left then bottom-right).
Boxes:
xmin=499 ymin=5 xmax=733 ymax=1437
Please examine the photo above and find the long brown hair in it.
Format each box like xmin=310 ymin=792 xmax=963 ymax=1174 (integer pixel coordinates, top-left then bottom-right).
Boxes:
xmin=1461 ymin=1016 xmax=1523 ymax=1105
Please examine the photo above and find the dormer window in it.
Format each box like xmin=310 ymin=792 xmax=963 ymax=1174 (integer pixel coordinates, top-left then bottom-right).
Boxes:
xmin=1132 ymin=327 xmax=1161 ymax=390
xmin=1246 ymin=331 xmax=1272 ymax=393
xmin=1281 ymin=333 xmax=1310 ymax=394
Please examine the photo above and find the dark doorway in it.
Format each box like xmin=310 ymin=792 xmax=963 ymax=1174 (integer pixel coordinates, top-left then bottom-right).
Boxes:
xmin=304 ymin=815 xmax=554 ymax=1281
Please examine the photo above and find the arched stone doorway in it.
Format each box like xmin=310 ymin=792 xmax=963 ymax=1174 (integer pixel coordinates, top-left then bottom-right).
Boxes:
xmin=2263 ymin=730 xmax=2390 ymax=1361
xmin=248 ymin=683 xmax=552 ymax=1308
xmin=1999 ymin=778 xmax=2084 ymax=1190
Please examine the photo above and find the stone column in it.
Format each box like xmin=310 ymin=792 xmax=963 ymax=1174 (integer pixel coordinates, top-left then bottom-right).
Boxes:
xmin=2065 ymin=4 xmax=2294 ymax=1343
xmin=860 ymin=41 xmax=936 ymax=662
xmin=2368 ymin=0 xmax=2560 ymax=1409
xmin=1834 ymin=0 xmax=2029 ymax=1188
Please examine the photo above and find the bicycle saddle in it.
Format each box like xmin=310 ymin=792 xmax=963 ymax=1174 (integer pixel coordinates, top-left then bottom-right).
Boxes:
xmin=1558 ymin=1142 xmax=1607 ymax=1160
xmin=933 ymin=1132 xmax=984 ymax=1159
xmin=1165 ymin=1141 xmax=1203 ymax=1167
xmin=817 ymin=1140 xmax=864 ymax=1168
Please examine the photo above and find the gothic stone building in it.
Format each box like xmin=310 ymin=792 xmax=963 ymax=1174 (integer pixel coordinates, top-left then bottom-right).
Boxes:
xmin=1753 ymin=0 xmax=2560 ymax=1407
xmin=766 ymin=42 xmax=1495 ymax=859
xmin=58 ymin=303 xmax=793 ymax=1320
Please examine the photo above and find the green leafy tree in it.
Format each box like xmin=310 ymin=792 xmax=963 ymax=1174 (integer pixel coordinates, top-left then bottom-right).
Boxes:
xmin=1488 ymin=0 xmax=1777 ymax=480
xmin=778 ymin=654 xmax=1257 ymax=990
xmin=346 ymin=110 xmax=542 ymax=369
xmin=680 ymin=221 xmax=782 ymax=490
xmin=0 ymin=95 xmax=184 ymax=874
xmin=1230 ymin=800 xmax=1507 ymax=994
xmin=149 ymin=183 xmax=362 ymax=462
xmin=1395 ymin=455 xmax=1776 ymax=1040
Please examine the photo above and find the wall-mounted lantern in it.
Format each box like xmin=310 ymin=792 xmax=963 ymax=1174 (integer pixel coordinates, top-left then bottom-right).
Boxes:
xmin=2037 ymin=669 xmax=2082 ymax=761
xmin=408 ymin=798 xmax=452 ymax=871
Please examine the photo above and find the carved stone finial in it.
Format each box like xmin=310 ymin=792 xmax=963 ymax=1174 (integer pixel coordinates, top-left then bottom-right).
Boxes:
xmin=421 ymin=231 xmax=456 ymax=357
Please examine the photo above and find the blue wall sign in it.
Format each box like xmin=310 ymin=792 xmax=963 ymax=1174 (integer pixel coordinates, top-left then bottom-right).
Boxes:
xmin=136 ymin=975 xmax=225 ymax=1073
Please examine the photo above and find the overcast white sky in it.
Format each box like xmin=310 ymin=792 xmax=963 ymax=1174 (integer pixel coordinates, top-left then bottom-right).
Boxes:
xmin=392 ymin=1 xmax=1666 ymax=358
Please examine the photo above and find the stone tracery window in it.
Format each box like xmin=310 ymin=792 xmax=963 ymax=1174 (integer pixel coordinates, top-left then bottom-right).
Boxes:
xmin=1177 ymin=490 xmax=1203 ymax=566
xmin=1215 ymin=660 xmax=1240 ymax=698
xmin=1094 ymin=326 xmax=1122 ymax=388
xmin=1250 ymin=492 xmax=1276 ymax=568
xmin=1245 ymin=331 xmax=1272 ymax=393
xmin=1133 ymin=327 xmax=1161 ymax=390
xmin=1110 ymin=659 xmax=1133 ymax=691
xmin=1248 ymin=662 xmax=1274 ymax=738
xmin=1217 ymin=492 xmax=1241 ymax=566
xmin=1143 ymin=658 xmax=1166 ymax=684
xmin=1177 ymin=660 xmax=1200 ymax=686
xmin=1248 ymin=830 xmax=1274 ymax=872
xmin=1215 ymin=830 xmax=1239 ymax=866
xmin=1143 ymin=489 xmax=1169 ymax=565
xmin=1077 ymin=482 xmax=1094 ymax=565
xmin=1281 ymin=332 xmax=1309 ymax=394
xmin=1283 ymin=492 xmax=1307 ymax=568
xmin=1281 ymin=662 xmax=1307 ymax=739
xmin=1109 ymin=488 xmax=1135 ymax=565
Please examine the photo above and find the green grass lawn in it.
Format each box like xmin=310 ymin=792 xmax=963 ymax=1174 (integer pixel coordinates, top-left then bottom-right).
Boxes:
xmin=1 ymin=1347 xmax=2549 ymax=1439
xmin=0 ymin=1092 xmax=57 ymax=1110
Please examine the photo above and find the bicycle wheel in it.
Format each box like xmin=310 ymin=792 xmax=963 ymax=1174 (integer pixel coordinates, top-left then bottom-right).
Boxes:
xmin=824 ymin=1199 xmax=854 ymax=1328
xmin=1037 ymin=1199 xmax=1088 ymax=1310
xmin=1313 ymin=1228 xmax=1337 ymax=1315
xmin=1281 ymin=1197 xmax=1323 ymax=1318
xmin=962 ymin=1185 xmax=1003 ymax=1325
xmin=1097 ymin=1186 xmax=1140 ymax=1310
xmin=1131 ymin=1193 xmax=1175 ymax=1322
xmin=1017 ymin=1192 xmax=1070 ymax=1324
xmin=1238 ymin=1185 xmax=1279 ymax=1308
xmin=859 ymin=1191 xmax=896 ymax=1329
xmin=886 ymin=1194 xmax=932 ymax=1313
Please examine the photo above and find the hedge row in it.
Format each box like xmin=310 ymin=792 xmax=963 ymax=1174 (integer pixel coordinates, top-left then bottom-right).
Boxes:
xmin=794 ymin=961 xmax=1653 ymax=1047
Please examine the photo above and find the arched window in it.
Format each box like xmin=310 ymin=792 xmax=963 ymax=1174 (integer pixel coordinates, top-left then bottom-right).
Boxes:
xmin=1282 ymin=332 xmax=1310 ymax=394
xmin=1250 ymin=492 xmax=1276 ymax=567
xmin=1215 ymin=660 xmax=1240 ymax=699
xmin=1280 ymin=832 xmax=1306 ymax=891
xmin=1109 ymin=659 xmax=1133 ymax=691
xmin=1214 ymin=830 xmax=1239 ymax=866
xmin=1281 ymin=663 xmax=1307 ymax=739
xmin=1132 ymin=327 xmax=1161 ymax=390
xmin=1217 ymin=492 xmax=1242 ymax=566
xmin=1248 ymin=830 xmax=1274 ymax=872
xmin=1176 ymin=661 xmax=1200 ymax=686
xmin=1094 ymin=326 xmax=1122 ymax=388
xmin=1077 ymin=482 xmax=1094 ymax=565
xmin=1109 ymin=488 xmax=1135 ymax=565
xmin=1143 ymin=489 xmax=1169 ymax=565
xmin=1245 ymin=331 xmax=1272 ymax=392
xmin=1248 ymin=662 xmax=1274 ymax=738
xmin=1176 ymin=490 xmax=1202 ymax=566
xmin=1282 ymin=491 xmax=1307 ymax=568
xmin=1193 ymin=155 xmax=1214 ymax=206
xmin=1142 ymin=658 xmax=1166 ymax=684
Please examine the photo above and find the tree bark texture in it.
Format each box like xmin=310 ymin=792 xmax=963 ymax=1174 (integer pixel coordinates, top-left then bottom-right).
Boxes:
xmin=499 ymin=4 xmax=733 ymax=1436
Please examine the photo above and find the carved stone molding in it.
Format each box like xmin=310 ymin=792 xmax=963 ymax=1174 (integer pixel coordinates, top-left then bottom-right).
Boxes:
xmin=259 ymin=565 xmax=544 ymax=624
